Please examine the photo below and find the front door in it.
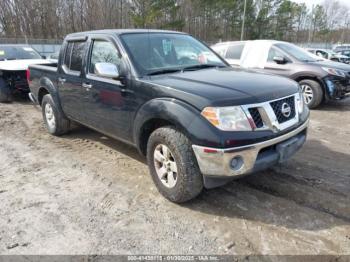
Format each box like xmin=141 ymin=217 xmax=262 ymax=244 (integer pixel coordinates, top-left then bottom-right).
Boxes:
xmin=82 ymin=38 xmax=133 ymax=141
xmin=263 ymin=46 xmax=293 ymax=78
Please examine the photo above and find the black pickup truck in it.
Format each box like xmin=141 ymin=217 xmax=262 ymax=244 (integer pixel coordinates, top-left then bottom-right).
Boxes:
xmin=28 ymin=29 xmax=309 ymax=202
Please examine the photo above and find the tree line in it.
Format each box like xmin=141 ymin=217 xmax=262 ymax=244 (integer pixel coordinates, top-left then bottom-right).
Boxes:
xmin=0 ymin=0 xmax=349 ymax=44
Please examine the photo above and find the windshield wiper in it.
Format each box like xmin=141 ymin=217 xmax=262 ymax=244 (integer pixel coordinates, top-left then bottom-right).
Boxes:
xmin=182 ymin=64 xmax=225 ymax=71
xmin=147 ymin=64 xmax=225 ymax=76
xmin=147 ymin=68 xmax=182 ymax=76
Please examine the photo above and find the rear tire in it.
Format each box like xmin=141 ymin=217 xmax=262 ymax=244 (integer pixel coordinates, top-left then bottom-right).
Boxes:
xmin=299 ymin=79 xmax=323 ymax=109
xmin=41 ymin=94 xmax=70 ymax=136
xmin=0 ymin=78 xmax=12 ymax=103
xmin=147 ymin=127 xmax=203 ymax=203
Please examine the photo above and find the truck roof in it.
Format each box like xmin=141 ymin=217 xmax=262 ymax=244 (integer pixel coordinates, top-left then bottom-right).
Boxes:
xmin=66 ymin=29 xmax=187 ymax=38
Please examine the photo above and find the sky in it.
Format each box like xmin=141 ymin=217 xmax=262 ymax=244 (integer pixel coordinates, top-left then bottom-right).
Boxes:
xmin=292 ymin=0 xmax=350 ymax=8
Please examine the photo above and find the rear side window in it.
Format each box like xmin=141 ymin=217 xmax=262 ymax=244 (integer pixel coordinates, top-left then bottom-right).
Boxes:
xmin=226 ymin=44 xmax=245 ymax=59
xmin=64 ymin=41 xmax=86 ymax=72
xmin=64 ymin=43 xmax=73 ymax=67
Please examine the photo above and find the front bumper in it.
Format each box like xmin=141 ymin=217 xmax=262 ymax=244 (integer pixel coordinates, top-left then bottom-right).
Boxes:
xmin=192 ymin=120 xmax=308 ymax=178
xmin=324 ymin=76 xmax=350 ymax=99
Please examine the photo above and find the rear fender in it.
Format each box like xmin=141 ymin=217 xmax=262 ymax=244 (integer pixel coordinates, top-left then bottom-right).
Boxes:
xmin=38 ymin=77 xmax=66 ymax=116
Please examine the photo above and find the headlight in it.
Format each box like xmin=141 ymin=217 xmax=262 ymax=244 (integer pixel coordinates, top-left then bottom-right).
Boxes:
xmin=322 ymin=67 xmax=347 ymax=78
xmin=297 ymin=88 xmax=304 ymax=114
xmin=201 ymin=106 xmax=252 ymax=131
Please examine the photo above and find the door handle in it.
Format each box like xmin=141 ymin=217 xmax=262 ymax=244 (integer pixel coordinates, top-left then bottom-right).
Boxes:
xmin=58 ymin=77 xmax=66 ymax=83
xmin=82 ymin=83 xmax=93 ymax=91
xmin=121 ymin=88 xmax=134 ymax=95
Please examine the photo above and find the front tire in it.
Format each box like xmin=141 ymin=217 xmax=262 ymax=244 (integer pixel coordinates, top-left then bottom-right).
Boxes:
xmin=0 ymin=78 xmax=12 ymax=103
xmin=147 ymin=127 xmax=203 ymax=203
xmin=299 ymin=79 xmax=323 ymax=109
xmin=41 ymin=94 xmax=70 ymax=136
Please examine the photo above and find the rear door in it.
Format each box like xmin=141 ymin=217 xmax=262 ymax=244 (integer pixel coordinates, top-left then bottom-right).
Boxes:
xmin=58 ymin=39 xmax=87 ymax=121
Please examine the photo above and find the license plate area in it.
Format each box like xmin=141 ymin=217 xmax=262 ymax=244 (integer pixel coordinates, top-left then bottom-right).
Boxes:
xmin=276 ymin=135 xmax=305 ymax=163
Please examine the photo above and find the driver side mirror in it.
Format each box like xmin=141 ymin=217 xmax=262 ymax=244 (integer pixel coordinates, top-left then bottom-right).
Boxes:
xmin=273 ymin=56 xmax=288 ymax=64
xmin=95 ymin=62 xmax=120 ymax=79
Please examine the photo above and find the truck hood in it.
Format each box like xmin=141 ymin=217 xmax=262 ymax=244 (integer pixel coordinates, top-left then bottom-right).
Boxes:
xmin=145 ymin=67 xmax=299 ymax=108
xmin=0 ymin=59 xmax=51 ymax=71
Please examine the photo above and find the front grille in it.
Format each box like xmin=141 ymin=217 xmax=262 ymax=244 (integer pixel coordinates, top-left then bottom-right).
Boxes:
xmin=270 ymin=96 xmax=295 ymax=124
xmin=248 ymin=108 xmax=264 ymax=128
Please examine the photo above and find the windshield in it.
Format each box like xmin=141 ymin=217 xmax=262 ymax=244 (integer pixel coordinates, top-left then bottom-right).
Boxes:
xmin=120 ymin=33 xmax=226 ymax=75
xmin=276 ymin=43 xmax=318 ymax=62
xmin=0 ymin=46 xmax=42 ymax=61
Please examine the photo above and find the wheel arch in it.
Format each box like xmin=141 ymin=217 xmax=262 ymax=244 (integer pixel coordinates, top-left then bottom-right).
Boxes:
xmin=133 ymin=98 xmax=219 ymax=156
xmin=134 ymin=99 xmax=197 ymax=156
xmin=38 ymin=86 xmax=50 ymax=105
xmin=292 ymin=74 xmax=327 ymax=100
xmin=37 ymin=77 xmax=67 ymax=119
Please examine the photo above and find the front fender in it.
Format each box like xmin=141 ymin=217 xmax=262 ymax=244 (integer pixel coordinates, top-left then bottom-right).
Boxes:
xmin=133 ymin=98 xmax=223 ymax=150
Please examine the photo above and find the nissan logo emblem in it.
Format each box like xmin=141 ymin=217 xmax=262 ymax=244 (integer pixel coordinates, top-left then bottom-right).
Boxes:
xmin=281 ymin=102 xmax=291 ymax=118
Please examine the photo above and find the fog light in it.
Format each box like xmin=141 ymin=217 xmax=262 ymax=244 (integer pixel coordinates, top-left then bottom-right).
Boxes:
xmin=230 ymin=156 xmax=244 ymax=171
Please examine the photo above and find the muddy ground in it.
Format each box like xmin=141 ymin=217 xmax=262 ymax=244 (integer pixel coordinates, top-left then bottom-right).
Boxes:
xmin=0 ymin=97 xmax=349 ymax=255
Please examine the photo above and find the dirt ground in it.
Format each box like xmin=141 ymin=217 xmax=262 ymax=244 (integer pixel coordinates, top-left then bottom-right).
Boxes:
xmin=0 ymin=97 xmax=349 ymax=255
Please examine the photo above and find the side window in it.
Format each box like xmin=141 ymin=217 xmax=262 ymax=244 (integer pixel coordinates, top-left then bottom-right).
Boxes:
xmin=89 ymin=40 xmax=121 ymax=74
xmin=267 ymin=47 xmax=284 ymax=62
xmin=226 ymin=44 xmax=245 ymax=59
xmin=64 ymin=42 xmax=73 ymax=68
xmin=70 ymin=42 xmax=85 ymax=71
xmin=63 ymin=41 xmax=86 ymax=72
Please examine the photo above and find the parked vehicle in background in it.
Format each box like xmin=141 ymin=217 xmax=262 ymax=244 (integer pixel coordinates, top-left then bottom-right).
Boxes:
xmin=28 ymin=30 xmax=309 ymax=202
xmin=337 ymin=49 xmax=350 ymax=58
xmin=212 ymin=40 xmax=350 ymax=108
xmin=306 ymin=48 xmax=350 ymax=64
xmin=0 ymin=44 xmax=51 ymax=102
xmin=333 ymin=45 xmax=350 ymax=53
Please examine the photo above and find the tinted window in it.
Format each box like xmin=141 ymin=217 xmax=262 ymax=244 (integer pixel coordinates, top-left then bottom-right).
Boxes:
xmin=64 ymin=42 xmax=73 ymax=68
xmin=70 ymin=42 xmax=85 ymax=71
xmin=89 ymin=40 xmax=121 ymax=74
xmin=226 ymin=44 xmax=245 ymax=59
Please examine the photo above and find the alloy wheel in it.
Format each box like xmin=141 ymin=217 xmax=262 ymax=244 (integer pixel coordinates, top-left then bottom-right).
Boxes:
xmin=301 ymin=84 xmax=314 ymax=105
xmin=153 ymin=144 xmax=178 ymax=188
